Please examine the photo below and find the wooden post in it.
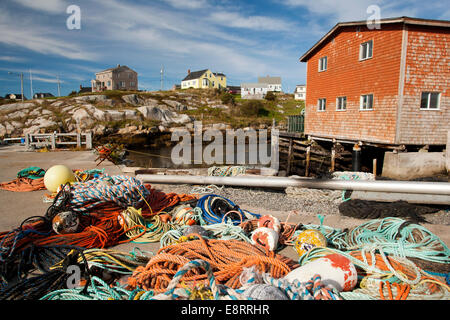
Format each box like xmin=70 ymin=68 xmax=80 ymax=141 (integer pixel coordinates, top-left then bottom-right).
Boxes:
xmin=373 ymin=158 xmax=377 ymax=177
xmin=51 ymin=133 xmax=56 ymax=150
xmin=446 ymin=130 xmax=450 ymax=173
xmin=305 ymin=145 xmax=311 ymax=177
xmin=24 ymin=133 xmax=29 ymax=149
xmin=286 ymin=138 xmax=293 ymax=176
xmin=330 ymin=146 xmax=336 ymax=172
xmin=270 ymin=126 xmax=279 ymax=172
xmin=86 ymin=132 xmax=92 ymax=149
xmin=76 ymin=133 xmax=81 ymax=148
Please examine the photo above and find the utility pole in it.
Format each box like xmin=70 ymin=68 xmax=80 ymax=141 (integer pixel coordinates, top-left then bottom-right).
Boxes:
xmin=57 ymin=75 xmax=61 ymax=97
xmin=29 ymin=69 xmax=33 ymax=99
xmin=8 ymin=71 xmax=24 ymax=102
xmin=20 ymin=72 xmax=24 ymax=102
xmin=160 ymin=66 xmax=164 ymax=91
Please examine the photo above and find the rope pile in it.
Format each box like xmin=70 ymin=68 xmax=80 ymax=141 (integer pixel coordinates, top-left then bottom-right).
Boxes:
xmin=127 ymin=235 xmax=299 ymax=293
xmin=207 ymin=166 xmax=247 ymax=177
xmin=1 ymin=168 xmax=449 ymax=302
xmin=196 ymin=194 xmax=260 ymax=225
xmin=299 ymin=217 xmax=450 ymax=266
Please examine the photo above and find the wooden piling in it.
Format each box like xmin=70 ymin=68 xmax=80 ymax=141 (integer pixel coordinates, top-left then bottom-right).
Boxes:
xmin=305 ymin=146 xmax=311 ymax=177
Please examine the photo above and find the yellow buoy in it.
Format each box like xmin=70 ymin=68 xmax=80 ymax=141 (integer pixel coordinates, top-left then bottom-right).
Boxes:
xmin=44 ymin=165 xmax=76 ymax=193
xmin=294 ymin=229 xmax=327 ymax=257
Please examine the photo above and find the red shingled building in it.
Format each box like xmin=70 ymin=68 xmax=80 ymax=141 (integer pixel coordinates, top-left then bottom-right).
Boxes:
xmin=299 ymin=17 xmax=449 ymax=148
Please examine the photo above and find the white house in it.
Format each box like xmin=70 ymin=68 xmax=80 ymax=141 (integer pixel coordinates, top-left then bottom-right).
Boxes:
xmin=258 ymin=76 xmax=282 ymax=92
xmin=240 ymin=83 xmax=269 ymax=99
xmin=294 ymin=85 xmax=306 ymax=101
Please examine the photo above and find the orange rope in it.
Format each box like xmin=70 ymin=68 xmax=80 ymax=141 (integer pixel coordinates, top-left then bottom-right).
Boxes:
xmin=0 ymin=177 xmax=46 ymax=192
xmin=141 ymin=185 xmax=198 ymax=217
xmin=379 ymin=281 xmax=411 ymax=300
xmin=351 ymin=251 xmax=446 ymax=296
xmin=127 ymin=234 xmax=299 ymax=292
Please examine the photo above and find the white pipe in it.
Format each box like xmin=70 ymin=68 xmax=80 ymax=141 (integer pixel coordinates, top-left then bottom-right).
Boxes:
xmin=136 ymin=174 xmax=450 ymax=196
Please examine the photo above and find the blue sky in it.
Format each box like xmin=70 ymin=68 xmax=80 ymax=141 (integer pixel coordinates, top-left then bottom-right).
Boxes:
xmin=0 ymin=0 xmax=448 ymax=97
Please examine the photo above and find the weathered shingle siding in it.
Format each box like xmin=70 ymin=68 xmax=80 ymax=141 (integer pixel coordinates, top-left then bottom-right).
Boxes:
xmin=398 ymin=25 xmax=450 ymax=145
xmin=304 ymin=24 xmax=404 ymax=144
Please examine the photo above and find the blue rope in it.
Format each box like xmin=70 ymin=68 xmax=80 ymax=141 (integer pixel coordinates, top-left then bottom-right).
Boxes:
xmin=423 ymin=270 xmax=450 ymax=285
xmin=196 ymin=194 xmax=260 ymax=225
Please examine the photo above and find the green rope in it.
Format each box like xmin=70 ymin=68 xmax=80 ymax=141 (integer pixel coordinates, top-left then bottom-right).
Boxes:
xmin=296 ymin=217 xmax=450 ymax=265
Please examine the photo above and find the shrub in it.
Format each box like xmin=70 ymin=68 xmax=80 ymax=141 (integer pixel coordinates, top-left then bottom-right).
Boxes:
xmin=220 ymin=92 xmax=235 ymax=105
xmin=240 ymin=100 xmax=266 ymax=117
xmin=265 ymin=91 xmax=276 ymax=101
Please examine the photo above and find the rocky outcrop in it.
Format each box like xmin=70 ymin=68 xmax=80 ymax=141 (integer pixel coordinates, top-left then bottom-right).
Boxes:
xmin=137 ymin=105 xmax=191 ymax=124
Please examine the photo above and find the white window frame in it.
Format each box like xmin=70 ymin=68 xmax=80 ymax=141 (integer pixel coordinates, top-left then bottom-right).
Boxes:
xmin=317 ymin=98 xmax=326 ymax=111
xmin=360 ymin=94 xmax=374 ymax=110
xmin=360 ymin=40 xmax=373 ymax=61
xmin=420 ymin=92 xmax=440 ymax=110
xmin=336 ymin=96 xmax=347 ymax=111
xmin=318 ymin=56 xmax=327 ymax=72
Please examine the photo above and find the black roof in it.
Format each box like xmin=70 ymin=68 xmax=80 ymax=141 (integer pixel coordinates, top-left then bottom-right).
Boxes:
xmin=79 ymin=87 xmax=92 ymax=93
xmin=5 ymin=93 xmax=26 ymax=99
xmin=182 ymin=69 xmax=208 ymax=81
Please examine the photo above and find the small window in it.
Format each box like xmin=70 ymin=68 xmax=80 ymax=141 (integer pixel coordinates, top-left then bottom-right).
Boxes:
xmin=337 ymin=96 xmax=347 ymax=110
xmin=360 ymin=40 xmax=373 ymax=60
xmin=420 ymin=92 xmax=440 ymax=109
xmin=318 ymin=98 xmax=326 ymax=111
xmin=318 ymin=56 xmax=327 ymax=72
xmin=120 ymin=81 xmax=126 ymax=87
xmin=360 ymin=94 xmax=374 ymax=110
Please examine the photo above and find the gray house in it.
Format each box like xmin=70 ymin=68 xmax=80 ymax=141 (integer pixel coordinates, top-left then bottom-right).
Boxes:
xmin=91 ymin=65 xmax=138 ymax=92
xmin=258 ymin=76 xmax=282 ymax=92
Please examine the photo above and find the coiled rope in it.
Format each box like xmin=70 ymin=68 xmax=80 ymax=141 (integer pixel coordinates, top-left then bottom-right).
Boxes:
xmin=196 ymin=194 xmax=260 ymax=225
xmin=298 ymin=217 xmax=450 ymax=265
xmin=160 ymin=222 xmax=252 ymax=247
xmin=207 ymin=166 xmax=247 ymax=177
xmin=127 ymin=235 xmax=298 ymax=293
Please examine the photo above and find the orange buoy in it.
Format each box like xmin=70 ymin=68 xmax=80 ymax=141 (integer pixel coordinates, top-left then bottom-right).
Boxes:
xmin=257 ymin=215 xmax=281 ymax=233
xmin=284 ymin=253 xmax=358 ymax=292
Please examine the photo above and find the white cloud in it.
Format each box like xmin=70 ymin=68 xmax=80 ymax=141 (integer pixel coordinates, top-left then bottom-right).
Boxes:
xmin=162 ymin=0 xmax=209 ymax=9
xmin=0 ymin=12 xmax=97 ymax=61
xmin=13 ymin=0 xmax=68 ymax=14
xmin=32 ymin=76 xmax=65 ymax=84
xmin=209 ymin=11 xmax=293 ymax=31
xmin=282 ymin=0 xmax=379 ymax=22
xmin=0 ymin=56 xmax=26 ymax=62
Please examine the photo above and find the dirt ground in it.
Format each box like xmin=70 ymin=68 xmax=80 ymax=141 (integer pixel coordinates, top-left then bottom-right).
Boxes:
xmin=0 ymin=144 xmax=449 ymax=263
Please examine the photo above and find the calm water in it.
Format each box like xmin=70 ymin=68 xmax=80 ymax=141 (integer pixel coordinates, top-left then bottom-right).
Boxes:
xmin=125 ymin=143 xmax=272 ymax=169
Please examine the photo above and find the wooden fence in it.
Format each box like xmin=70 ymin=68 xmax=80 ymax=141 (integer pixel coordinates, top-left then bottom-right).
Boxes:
xmin=24 ymin=132 xmax=92 ymax=150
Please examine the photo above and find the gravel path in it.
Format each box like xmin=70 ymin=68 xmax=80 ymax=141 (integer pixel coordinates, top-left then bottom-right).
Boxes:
xmin=150 ymin=183 xmax=450 ymax=225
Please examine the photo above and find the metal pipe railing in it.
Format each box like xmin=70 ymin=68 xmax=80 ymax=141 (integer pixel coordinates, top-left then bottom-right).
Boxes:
xmin=136 ymin=174 xmax=450 ymax=196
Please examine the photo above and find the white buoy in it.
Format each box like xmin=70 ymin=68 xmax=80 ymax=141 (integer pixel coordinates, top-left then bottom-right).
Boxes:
xmin=251 ymin=227 xmax=279 ymax=251
xmin=284 ymin=254 xmax=358 ymax=292
xmin=44 ymin=165 xmax=76 ymax=193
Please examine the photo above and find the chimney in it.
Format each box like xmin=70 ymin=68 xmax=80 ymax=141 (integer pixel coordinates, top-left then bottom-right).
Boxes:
xmin=117 ymin=64 xmax=120 ymax=68
xmin=80 ymin=84 xmax=82 ymax=90
xmin=188 ymin=69 xmax=191 ymax=75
